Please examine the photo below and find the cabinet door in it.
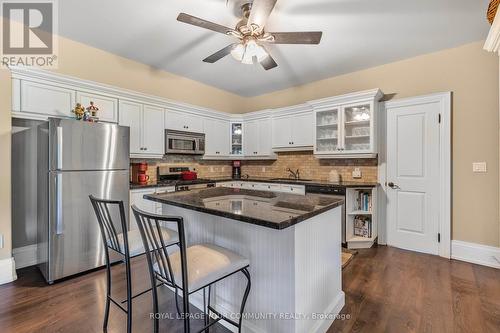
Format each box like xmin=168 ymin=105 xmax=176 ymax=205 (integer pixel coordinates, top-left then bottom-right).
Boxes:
xmin=272 ymin=117 xmax=292 ymax=148
xmin=77 ymin=92 xmax=118 ymax=123
xmin=165 ymin=110 xmax=203 ymax=132
xmin=143 ymin=105 xmax=165 ymax=155
xmin=204 ymin=118 xmax=230 ymax=156
xmin=291 ymin=112 xmax=314 ymax=147
xmin=258 ymin=119 xmax=273 ymax=155
xmin=244 ymin=120 xmax=260 ymax=156
xmin=341 ymin=102 xmax=373 ymax=154
xmin=315 ymin=108 xmax=341 ymax=154
xmin=119 ymin=101 xmax=143 ymax=154
xmin=130 ymin=189 xmax=156 ymax=229
xmin=21 ymin=80 xmax=75 ymax=118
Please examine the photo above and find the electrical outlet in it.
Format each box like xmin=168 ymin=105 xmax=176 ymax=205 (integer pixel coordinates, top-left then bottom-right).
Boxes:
xmin=210 ymin=167 xmax=214 ymax=173
xmin=352 ymin=168 xmax=362 ymax=179
xmin=472 ymin=162 xmax=487 ymax=173
xmin=262 ymin=167 xmax=266 ymax=172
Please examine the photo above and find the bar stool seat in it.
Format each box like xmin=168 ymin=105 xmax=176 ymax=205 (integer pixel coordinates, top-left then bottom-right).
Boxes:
xmin=112 ymin=228 xmax=179 ymax=257
xmin=153 ymin=243 xmax=250 ymax=293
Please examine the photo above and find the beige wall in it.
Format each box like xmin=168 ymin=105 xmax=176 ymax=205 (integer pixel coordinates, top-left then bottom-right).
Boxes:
xmin=54 ymin=36 xmax=247 ymax=114
xmin=0 ymin=69 xmax=12 ymax=260
xmin=1 ymin=34 xmax=498 ymax=262
xmin=245 ymin=41 xmax=500 ymax=247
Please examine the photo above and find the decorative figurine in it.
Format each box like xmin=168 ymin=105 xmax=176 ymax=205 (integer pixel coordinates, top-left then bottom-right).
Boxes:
xmin=86 ymin=101 xmax=100 ymax=122
xmin=87 ymin=101 xmax=99 ymax=117
xmin=72 ymin=103 xmax=85 ymax=120
xmin=83 ymin=107 xmax=91 ymax=121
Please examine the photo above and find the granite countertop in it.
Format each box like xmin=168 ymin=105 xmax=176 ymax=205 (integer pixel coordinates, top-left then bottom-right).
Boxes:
xmin=131 ymin=177 xmax=377 ymax=190
xmin=144 ymin=187 xmax=344 ymax=230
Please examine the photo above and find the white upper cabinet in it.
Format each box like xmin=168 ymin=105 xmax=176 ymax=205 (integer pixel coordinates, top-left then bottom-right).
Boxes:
xmin=272 ymin=111 xmax=314 ymax=150
xmin=311 ymin=89 xmax=383 ymax=158
xmin=245 ymin=118 xmax=274 ymax=157
xmin=230 ymin=122 xmax=244 ymax=157
xmin=119 ymin=101 xmax=143 ymax=155
xmin=119 ymin=101 xmax=165 ymax=158
xmin=20 ymin=80 xmax=75 ymax=118
xmin=204 ymin=118 xmax=230 ymax=157
xmin=76 ymin=91 xmax=118 ymax=123
xmin=143 ymin=105 xmax=165 ymax=155
xmin=165 ymin=109 xmax=203 ymax=133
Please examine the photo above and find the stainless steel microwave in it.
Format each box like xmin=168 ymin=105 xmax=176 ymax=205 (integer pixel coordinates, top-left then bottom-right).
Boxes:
xmin=165 ymin=130 xmax=205 ymax=155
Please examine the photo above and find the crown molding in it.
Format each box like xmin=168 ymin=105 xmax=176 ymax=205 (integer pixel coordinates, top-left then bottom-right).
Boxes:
xmin=307 ymin=88 xmax=383 ymax=111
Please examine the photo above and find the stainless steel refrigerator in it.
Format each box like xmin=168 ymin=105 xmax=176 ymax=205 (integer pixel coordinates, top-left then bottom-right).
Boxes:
xmin=37 ymin=118 xmax=130 ymax=283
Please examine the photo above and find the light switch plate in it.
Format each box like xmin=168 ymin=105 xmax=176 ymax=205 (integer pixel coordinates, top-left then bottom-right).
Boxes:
xmin=472 ymin=162 xmax=487 ymax=173
xmin=352 ymin=168 xmax=362 ymax=179
xmin=0 ymin=234 xmax=3 ymax=249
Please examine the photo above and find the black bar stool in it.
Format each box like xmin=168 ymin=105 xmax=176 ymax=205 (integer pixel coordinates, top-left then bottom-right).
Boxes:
xmin=132 ymin=205 xmax=251 ymax=333
xmin=89 ymin=195 xmax=180 ymax=333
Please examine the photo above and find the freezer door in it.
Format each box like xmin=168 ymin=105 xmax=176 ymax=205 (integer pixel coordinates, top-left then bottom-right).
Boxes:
xmin=48 ymin=170 xmax=129 ymax=282
xmin=49 ymin=118 xmax=129 ymax=171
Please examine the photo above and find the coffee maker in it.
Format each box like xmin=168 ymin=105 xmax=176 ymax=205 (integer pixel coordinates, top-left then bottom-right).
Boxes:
xmin=131 ymin=162 xmax=149 ymax=185
xmin=232 ymin=160 xmax=241 ymax=179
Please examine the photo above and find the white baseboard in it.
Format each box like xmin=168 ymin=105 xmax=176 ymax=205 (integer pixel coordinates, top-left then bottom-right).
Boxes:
xmin=451 ymin=240 xmax=500 ymax=269
xmin=310 ymin=291 xmax=345 ymax=333
xmin=0 ymin=257 xmax=18 ymax=285
xmin=12 ymin=244 xmax=38 ymax=269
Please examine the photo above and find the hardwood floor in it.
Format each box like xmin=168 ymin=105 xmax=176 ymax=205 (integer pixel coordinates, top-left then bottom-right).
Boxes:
xmin=0 ymin=246 xmax=499 ymax=333
xmin=329 ymin=246 xmax=500 ymax=333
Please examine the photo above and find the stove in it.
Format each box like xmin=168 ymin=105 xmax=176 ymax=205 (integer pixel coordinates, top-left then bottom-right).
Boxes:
xmin=157 ymin=164 xmax=216 ymax=191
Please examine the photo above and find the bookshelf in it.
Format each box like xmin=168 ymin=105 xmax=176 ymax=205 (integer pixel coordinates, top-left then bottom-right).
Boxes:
xmin=346 ymin=187 xmax=377 ymax=249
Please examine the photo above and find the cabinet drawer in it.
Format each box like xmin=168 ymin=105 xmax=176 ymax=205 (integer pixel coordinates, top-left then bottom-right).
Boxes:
xmin=21 ymin=80 xmax=75 ymax=118
xmin=256 ymin=183 xmax=281 ymax=192
xmin=76 ymin=92 xmax=118 ymax=123
xmin=280 ymin=185 xmax=305 ymax=195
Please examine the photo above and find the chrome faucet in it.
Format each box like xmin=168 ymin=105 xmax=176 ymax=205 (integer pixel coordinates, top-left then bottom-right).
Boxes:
xmin=287 ymin=168 xmax=300 ymax=180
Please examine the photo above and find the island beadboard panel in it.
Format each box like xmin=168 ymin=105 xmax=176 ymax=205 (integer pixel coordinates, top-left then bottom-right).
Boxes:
xmin=241 ymin=152 xmax=378 ymax=183
xmin=133 ymin=151 xmax=378 ymax=185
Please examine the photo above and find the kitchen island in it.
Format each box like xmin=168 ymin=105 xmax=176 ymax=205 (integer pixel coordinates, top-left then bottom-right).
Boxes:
xmin=145 ymin=187 xmax=345 ymax=333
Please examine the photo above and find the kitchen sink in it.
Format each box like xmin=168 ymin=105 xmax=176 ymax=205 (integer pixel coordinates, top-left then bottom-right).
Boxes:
xmin=270 ymin=178 xmax=313 ymax=182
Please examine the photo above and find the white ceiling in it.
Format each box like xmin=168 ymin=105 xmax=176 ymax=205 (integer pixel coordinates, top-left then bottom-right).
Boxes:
xmin=58 ymin=0 xmax=490 ymax=97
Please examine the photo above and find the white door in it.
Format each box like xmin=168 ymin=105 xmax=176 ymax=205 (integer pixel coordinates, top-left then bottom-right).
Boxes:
xmin=119 ymin=101 xmax=143 ymax=154
xmin=386 ymin=96 xmax=441 ymax=255
xmin=143 ymin=105 xmax=165 ymax=155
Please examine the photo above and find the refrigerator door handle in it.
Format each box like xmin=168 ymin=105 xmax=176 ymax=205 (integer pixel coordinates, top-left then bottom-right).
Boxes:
xmin=56 ymin=173 xmax=63 ymax=235
xmin=56 ymin=126 xmax=63 ymax=170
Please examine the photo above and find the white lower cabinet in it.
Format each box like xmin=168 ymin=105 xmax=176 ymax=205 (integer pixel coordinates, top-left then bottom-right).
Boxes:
xmin=129 ymin=186 xmax=175 ymax=229
xmin=119 ymin=101 xmax=165 ymax=158
xmin=217 ymin=181 xmax=305 ymax=194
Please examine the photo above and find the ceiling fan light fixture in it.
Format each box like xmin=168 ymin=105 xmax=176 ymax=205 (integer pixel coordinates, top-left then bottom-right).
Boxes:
xmin=232 ymin=39 xmax=268 ymax=65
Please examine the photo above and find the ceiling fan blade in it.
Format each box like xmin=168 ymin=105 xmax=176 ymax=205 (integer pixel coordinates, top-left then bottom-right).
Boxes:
xmin=177 ymin=13 xmax=235 ymax=35
xmin=247 ymin=0 xmax=277 ymax=31
xmin=268 ymin=31 xmax=323 ymax=44
xmin=203 ymin=44 xmax=236 ymax=63
xmin=259 ymin=46 xmax=278 ymax=70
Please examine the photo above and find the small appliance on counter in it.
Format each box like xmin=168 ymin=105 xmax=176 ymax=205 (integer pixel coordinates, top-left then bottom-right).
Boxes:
xmin=232 ymin=160 xmax=241 ymax=179
xmin=131 ymin=162 xmax=149 ymax=185
xmin=157 ymin=164 xmax=215 ymax=191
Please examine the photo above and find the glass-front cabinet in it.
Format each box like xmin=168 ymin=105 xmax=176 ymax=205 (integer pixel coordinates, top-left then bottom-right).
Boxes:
xmin=312 ymin=89 xmax=381 ymax=158
xmin=315 ymin=108 xmax=340 ymax=153
xmin=230 ymin=122 xmax=243 ymax=156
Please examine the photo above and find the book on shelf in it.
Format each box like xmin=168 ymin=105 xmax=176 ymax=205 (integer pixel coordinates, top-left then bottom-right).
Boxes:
xmin=353 ymin=215 xmax=372 ymax=238
xmin=355 ymin=191 xmax=372 ymax=212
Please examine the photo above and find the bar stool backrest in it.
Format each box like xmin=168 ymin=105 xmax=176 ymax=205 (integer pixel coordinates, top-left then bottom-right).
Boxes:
xmin=89 ymin=195 xmax=128 ymax=255
xmin=131 ymin=205 xmax=188 ymax=291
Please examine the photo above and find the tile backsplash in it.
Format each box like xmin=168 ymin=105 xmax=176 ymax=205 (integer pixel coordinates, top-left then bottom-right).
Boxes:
xmin=132 ymin=151 xmax=378 ymax=184
xmin=241 ymin=152 xmax=378 ymax=182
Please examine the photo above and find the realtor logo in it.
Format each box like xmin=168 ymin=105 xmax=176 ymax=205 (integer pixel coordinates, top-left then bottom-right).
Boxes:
xmin=1 ymin=0 xmax=58 ymax=68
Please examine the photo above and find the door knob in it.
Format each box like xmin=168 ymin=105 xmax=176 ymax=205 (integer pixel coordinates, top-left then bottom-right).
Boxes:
xmin=387 ymin=182 xmax=400 ymax=189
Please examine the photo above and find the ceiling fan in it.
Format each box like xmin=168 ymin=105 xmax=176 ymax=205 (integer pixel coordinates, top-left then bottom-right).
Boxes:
xmin=177 ymin=0 xmax=323 ymax=70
